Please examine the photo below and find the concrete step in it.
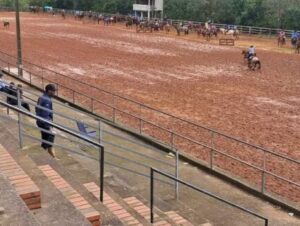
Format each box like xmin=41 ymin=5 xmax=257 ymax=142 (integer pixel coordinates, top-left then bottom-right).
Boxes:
xmin=0 ymin=117 xmax=108 ymax=226
xmin=84 ymin=182 xmax=142 ymax=226
xmin=39 ymin=165 xmax=100 ymax=226
xmin=0 ymin=144 xmax=41 ymax=210
xmin=0 ymin=174 xmax=40 ymax=226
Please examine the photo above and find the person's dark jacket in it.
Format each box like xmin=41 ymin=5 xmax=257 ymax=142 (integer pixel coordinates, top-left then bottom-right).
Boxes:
xmin=36 ymin=93 xmax=53 ymax=129
xmin=6 ymin=86 xmax=18 ymax=105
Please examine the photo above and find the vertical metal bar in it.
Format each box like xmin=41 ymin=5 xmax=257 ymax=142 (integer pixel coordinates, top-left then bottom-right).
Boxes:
xmin=113 ymin=108 xmax=116 ymax=123
xmin=17 ymin=89 xmax=23 ymax=149
xmin=72 ymin=91 xmax=75 ymax=104
xmin=210 ymin=131 xmax=214 ymax=169
xmin=98 ymin=120 xmax=102 ymax=143
xmin=265 ymin=219 xmax=268 ymax=226
xmin=99 ymin=146 xmax=104 ymax=202
xmin=150 ymin=168 xmax=154 ymax=224
xmin=261 ymin=151 xmax=266 ymax=193
xmin=29 ymin=72 xmax=32 ymax=84
xmin=15 ymin=0 xmax=23 ymax=77
xmin=41 ymin=76 xmax=44 ymax=89
xmin=175 ymin=149 xmax=179 ymax=200
xmin=56 ymin=84 xmax=59 ymax=97
xmin=139 ymin=105 xmax=142 ymax=134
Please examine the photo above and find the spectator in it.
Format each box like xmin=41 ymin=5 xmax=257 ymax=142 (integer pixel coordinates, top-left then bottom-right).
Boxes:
xmin=36 ymin=84 xmax=57 ymax=159
xmin=17 ymin=84 xmax=30 ymax=111
xmin=0 ymin=72 xmax=8 ymax=92
xmin=6 ymin=82 xmax=18 ymax=105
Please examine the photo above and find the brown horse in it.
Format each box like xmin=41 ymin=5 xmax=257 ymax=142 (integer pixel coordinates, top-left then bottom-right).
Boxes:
xmin=242 ymin=50 xmax=261 ymax=70
xmin=296 ymin=39 xmax=300 ymax=54
xmin=277 ymin=35 xmax=286 ymax=47
xmin=3 ymin=21 xmax=9 ymax=29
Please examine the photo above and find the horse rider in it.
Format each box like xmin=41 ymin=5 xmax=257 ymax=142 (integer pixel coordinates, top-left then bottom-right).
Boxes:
xmin=279 ymin=29 xmax=286 ymax=40
xmin=292 ymin=30 xmax=300 ymax=40
xmin=248 ymin=45 xmax=256 ymax=60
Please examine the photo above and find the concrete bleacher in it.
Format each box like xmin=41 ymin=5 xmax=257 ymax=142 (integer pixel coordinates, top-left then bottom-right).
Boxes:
xmin=0 ymin=75 xmax=300 ymax=226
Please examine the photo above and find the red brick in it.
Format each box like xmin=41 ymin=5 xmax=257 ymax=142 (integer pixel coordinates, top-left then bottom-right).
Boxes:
xmin=19 ymin=190 xmax=40 ymax=199
xmin=113 ymin=209 xmax=126 ymax=215
xmin=27 ymin=202 xmax=41 ymax=210
xmin=116 ymin=212 xmax=130 ymax=219
xmin=77 ymin=204 xmax=92 ymax=210
xmin=85 ymin=211 xmax=100 ymax=222
xmin=24 ymin=196 xmax=41 ymax=205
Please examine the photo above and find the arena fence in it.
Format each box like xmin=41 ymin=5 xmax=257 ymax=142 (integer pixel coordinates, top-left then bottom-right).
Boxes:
xmin=48 ymin=7 xmax=299 ymax=39
xmin=0 ymin=48 xmax=299 ymax=211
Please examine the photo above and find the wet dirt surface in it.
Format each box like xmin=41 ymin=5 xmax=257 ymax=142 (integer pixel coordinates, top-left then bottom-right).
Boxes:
xmin=0 ymin=12 xmax=299 ymax=205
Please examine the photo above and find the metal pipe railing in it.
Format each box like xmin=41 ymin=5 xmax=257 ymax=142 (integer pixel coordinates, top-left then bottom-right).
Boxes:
xmin=150 ymin=168 xmax=269 ymax=226
xmin=0 ymin=99 xmax=105 ymax=202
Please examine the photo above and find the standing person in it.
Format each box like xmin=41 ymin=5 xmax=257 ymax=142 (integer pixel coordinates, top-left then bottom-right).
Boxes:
xmin=17 ymin=84 xmax=30 ymax=111
xmin=0 ymin=72 xmax=8 ymax=92
xmin=36 ymin=84 xmax=57 ymax=159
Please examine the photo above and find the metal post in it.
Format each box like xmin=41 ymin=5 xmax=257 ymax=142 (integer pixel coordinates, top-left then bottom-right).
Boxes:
xmin=150 ymin=168 xmax=154 ymax=224
xmin=261 ymin=151 xmax=266 ymax=193
xmin=175 ymin=149 xmax=179 ymax=200
xmin=210 ymin=132 xmax=214 ymax=169
xmin=15 ymin=0 xmax=23 ymax=77
xmin=99 ymin=146 xmax=104 ymax=202
xmin=17 ymin=89 xmax=23 ymax=148
xmin=112 ymin=96 xmax=116 ymax=123
xmin=91 ymin=98 xmax=94 ymax=113
xmin=147 ymin=0 xmax=151 ymax=21
xmin=98 ymin=120 xmax=102 ymax=144
xmin=265 ymin=219 xmax=269 ymax=226
xmin=72 ymin=91 xmax=75 ymax=104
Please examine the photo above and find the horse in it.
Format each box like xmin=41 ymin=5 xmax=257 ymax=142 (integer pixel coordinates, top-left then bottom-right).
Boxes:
xmin=226 ymin=29 xmax=239 ymax=39
xmin=103 ymin=17 xmax=110 ymax=26
xmin=277 ymin=34 xmax=286 ymax=47
xmin=296 ymin=39 xmax=300 ymax=54
xmin=61 ymin=10 xmax=66 ymax=19
xmin=165 ymin=23 xmax=171 ymax=34
xmin=242 ymin=50 xmax=261 ymax=71
xmin=3 ymin=21 xmax=9 ymax=29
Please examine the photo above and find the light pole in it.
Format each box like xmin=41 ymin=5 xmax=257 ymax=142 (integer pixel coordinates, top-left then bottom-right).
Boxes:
xmin=15 ymin=0 xmax=23 ymax=77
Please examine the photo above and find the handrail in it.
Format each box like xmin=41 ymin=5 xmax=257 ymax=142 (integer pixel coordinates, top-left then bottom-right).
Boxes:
xmin=0 ymin=87 xmax=176 ymax=167
xmin=150 ymin=168 xmax=269 ymax=226
xmin=0 ymin=100 xmax=105 ymax=202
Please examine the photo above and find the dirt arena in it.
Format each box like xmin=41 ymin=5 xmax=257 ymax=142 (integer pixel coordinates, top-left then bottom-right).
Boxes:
xmin=0 ymin=12 xmax=299 ymax=205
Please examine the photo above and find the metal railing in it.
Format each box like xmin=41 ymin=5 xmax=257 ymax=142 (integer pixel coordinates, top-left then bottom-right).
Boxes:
xmin=0 ymin=98 xmax=105 ymax=202
xmin=0 ymin=82 xmax=178 ymax=187
xmin=150 ymin=168 xmax=269 ymax=226
xmin=0 ymin=48 xmax=299 ymax=208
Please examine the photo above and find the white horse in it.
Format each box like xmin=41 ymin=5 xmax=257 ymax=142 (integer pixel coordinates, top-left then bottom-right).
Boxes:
xmin=226 ymin=29 xmax=239 ymax=39
xmin=219 ymin=28 xmax=226 ymax=35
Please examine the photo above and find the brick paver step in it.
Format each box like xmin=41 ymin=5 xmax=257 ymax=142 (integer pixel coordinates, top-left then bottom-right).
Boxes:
xmin=165 ymin=211 xmax=193 ymax=226
xmin=84 ymin=182 xmax=141 ymax=226
xmin=0 ymin=145 xmax=41 ymax=210
xmin=123 ymin=197 xmax=171 ymax=226
xmin=39 ymin=165 xmax=100 ymax=226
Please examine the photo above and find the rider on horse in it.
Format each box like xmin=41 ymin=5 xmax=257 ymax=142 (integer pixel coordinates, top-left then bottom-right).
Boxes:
xmin=279 ymin=29 xmax=286 ymax=40
xmin=247 ymin=45 xmax=256 ymax=60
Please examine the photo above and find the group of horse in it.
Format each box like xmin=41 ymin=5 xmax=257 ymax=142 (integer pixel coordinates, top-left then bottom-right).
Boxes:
xmin=277 ymin=33 xmax=300 ymax=53
xmin=125 ymin=18 xmax=239 ymax=41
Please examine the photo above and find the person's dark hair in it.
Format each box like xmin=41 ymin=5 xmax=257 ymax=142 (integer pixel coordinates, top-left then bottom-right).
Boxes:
xmin=45 ymin=84 xmax=56 ymax=93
